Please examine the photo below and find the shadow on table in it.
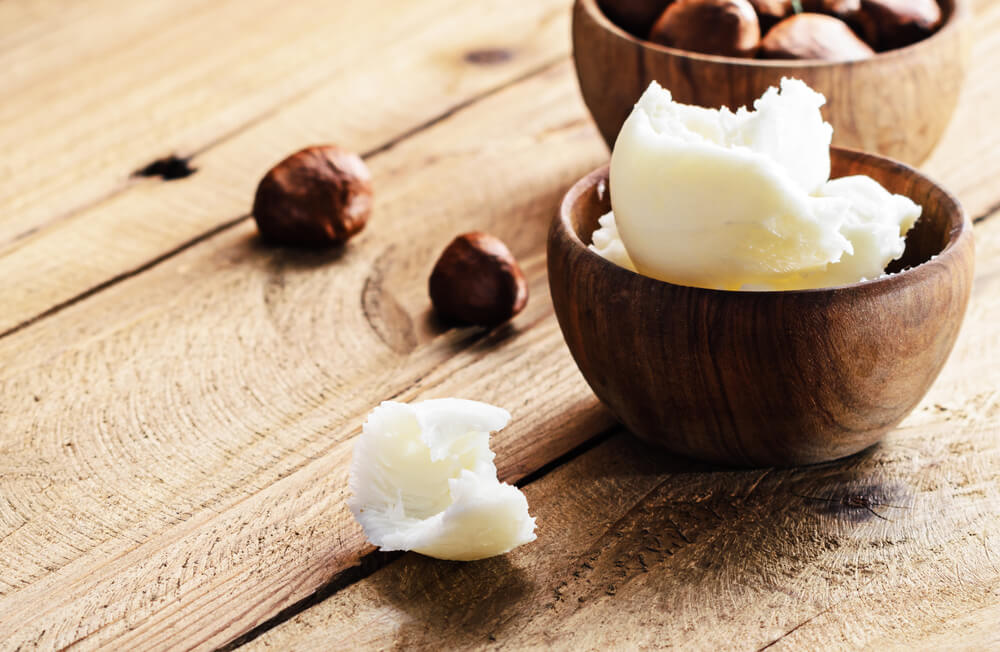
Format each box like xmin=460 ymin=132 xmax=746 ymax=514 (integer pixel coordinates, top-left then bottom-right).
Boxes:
xmin=345 ymin=418 xmax=946 ymax=650
xmin=366 ymin=553 xmax=532 ymax=647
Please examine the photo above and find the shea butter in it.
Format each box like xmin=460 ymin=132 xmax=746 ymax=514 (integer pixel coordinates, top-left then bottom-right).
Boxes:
xmin=589 ymin=212 xmax=636 ymax=272
xmin=348 ymin=399 xmax=536 ymax=561
xmin=596 ymin=78 xmax=920 ymax=290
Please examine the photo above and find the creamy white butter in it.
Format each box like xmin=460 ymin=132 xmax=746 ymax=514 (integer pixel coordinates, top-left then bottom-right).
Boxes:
xmin=348 ymin=399 xmax=536 ymax=561
xmin=589 ymin=212 xmax=636 ymax=272
xmin=597 ymin=79 xmax=920 ymax=291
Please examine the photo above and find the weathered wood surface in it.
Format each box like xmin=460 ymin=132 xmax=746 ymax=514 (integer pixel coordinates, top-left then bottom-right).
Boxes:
xmin=248 ymin=209 xmax=1000 ymax=652
xmin=0 ymin=0 xmax=999 ymax=649
xmin=0 ymin=0 xmax=570 ymax=336
xmin=0 ymin=62 xmax=613 ymax=649
xmin=251 ymin=358 xmax=1000 ymax=650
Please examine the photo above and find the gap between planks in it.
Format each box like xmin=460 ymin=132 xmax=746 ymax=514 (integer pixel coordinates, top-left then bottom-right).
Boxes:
xmin=0 ymin=56 xmax=566 ymax=343
xmin=0 ymin=0 xmax=577 ymax=336
xmin=218 ymin=428 xmax=617 ymax=650
xmin=4 ymin=0 xmax=1000 ymax=341
xmin=233 ymin=214 xmax=1000 ymax=650
xmin=0 ymin=61 xmax=615 ymax=649
xmin=0 ymin=52 xmax=562 ymax=255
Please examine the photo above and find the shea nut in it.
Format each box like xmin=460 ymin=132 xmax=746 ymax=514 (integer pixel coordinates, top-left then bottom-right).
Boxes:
xmin=429 ymin=232 xmax=528 ymax=327
xmin=253 ymin=145 xmax=373 ymax=247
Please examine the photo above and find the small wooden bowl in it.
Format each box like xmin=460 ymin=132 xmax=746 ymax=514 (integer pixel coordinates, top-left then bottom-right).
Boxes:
xmin=573 ymin=0 xmax=971 ymax=164
xmin=548 ymin=149 xmax=974 ymax=467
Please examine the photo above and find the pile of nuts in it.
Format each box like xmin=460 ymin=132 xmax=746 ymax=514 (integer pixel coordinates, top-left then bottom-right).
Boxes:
xmin=601 ymin=0 xmax=943 ymax=61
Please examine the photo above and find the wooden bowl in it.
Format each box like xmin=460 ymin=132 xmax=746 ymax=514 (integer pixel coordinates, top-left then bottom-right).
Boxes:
xmin=548 ymin=148 xmax=974 ymax=467
xmin=573 ymin=0 xmax=971 ymax=165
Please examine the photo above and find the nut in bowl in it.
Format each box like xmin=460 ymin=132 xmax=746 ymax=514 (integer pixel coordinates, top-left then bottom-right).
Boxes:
xmin=548 ymin=151 xmax=973 ymax=467
xmin=573 ymin=0 xmax=971 ymax=164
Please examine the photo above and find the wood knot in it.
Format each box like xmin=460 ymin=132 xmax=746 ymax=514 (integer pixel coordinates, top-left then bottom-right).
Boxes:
xmin=134 ymin=155 xmax=196 ymax=181
xmin=464 ymin=48 xmax=513 ymax=65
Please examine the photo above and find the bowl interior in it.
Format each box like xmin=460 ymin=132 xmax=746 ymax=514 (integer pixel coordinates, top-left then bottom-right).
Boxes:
xmin=568 ymin=148 xmax=963 ymax=285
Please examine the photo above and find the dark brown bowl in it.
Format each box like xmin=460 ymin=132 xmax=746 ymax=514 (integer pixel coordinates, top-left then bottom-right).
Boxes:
xmin=548 ymin=148 xmax=974 ymax=467
xmin=573 ymin=0 xmax=972 ymax=164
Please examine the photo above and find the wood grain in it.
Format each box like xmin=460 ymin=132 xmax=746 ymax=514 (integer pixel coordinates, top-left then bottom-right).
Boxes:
xmin=0 ymin=62 xmax=611 ymax=650
xmin=549 ymin=151 xmax=974 ymax=466
xmin=573 ymin=0 xmax=971 ymax=164
xmin=247 ymin=214 xmax=1000 ymax=650
xmin=0 ymin=0 xmax=999 ymax=648
xmin=0 ymin=0 xmax=563 ymax=246
xmin=0 ymin=0 xmax=569 ymax=335
xmin=3 ymin=0 xmax=1000 ymax=341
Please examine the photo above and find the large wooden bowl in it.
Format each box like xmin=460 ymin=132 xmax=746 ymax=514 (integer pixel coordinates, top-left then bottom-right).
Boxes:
xmin=548 ymin=149 xmax=974 ymax=467
xmin=573 ymin=0 xmax=971 ymax=165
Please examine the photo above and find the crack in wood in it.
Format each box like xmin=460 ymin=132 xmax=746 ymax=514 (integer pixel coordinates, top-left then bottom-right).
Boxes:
xmin=361 ymin=57 xmax=564 ymax=161
xmin=514 ymin=428 xmax=615 ymax=488
xmin=756 ymin=576 xmax=879 ymax=650
xmin=792 ymin=481 xmax=912 ymax=523
xmin=132 ymin=155 xmax=197 ymax=181
xmin=216 ymin=549 xmax=403 ymax=651
xmin=216 ymin=427 xmax=616 ymax=650
xmin=972 ymin=198 xmax=1000 ymax=224
xmin=0 ymin=214 xmax=248 ymax=340
xmin=1 ymin=182 xmax=132 ymax=254
xmin=2 ymin=155 xmax=197 ymax=252
xmin=740 ymin=468 xmax=773 ymax=499
xmin=0 ymin=57 xmax=566 ymax=344
xmin=756 ymin=606 xmax=831 ymax=651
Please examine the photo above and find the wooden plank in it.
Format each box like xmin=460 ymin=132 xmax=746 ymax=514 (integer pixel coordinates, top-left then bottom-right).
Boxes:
xmin=0 ymin=3 xmax=996 ymax=651
xmin=0 ymin=62 xmax=613 ymax=650
xmin=0 ymin=0 xmax=568 ymax=245
xmin=3 ymin=0 xmax=998 ymax=340
xmin=0 ymin=0 xmax=571 ymax=333
xmin=246 ymin=214 xmax=1000 ymax=651
xmin=7 ymin=2 xmax=1000 ymax=342
xmin=0 ymin=0 xmax=180 ymax=58
xmin=1 ymin=0 xmax=349 ymax=241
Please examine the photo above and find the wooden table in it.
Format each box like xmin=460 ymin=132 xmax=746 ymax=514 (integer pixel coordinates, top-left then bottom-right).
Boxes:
xmin=2 ymin=1 xmax=999 ymax=649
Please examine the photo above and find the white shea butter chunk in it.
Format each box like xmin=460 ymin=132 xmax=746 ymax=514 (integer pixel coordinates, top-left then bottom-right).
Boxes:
xmin=605 ymin=78 xmax=921 ymax=291
xmin=808 ymin=175 xmax=920 ymax=285
xmin=589 ymin=212 xmax=636 ymax=272
xmin=348 ymin=399 xmax=536 ymax=561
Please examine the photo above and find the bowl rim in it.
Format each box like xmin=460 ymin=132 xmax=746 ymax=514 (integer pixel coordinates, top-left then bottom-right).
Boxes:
xmin=556 ymin=147 xmax=970 ymax=297
xmin=580 ymin=0 xmax=969 ymax=68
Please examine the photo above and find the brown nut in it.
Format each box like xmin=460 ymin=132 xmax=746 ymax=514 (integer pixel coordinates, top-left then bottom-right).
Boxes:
xmin=253 ymin=145 xmax=373 ymax=247
xmin=648 ymin=0 xmax=761 ymax=58
xmin=854 ymin=0 xmax=941 ymax=51
xmin=748 ymin=0 xmax=793 ymax=28
xmin=746 ymin=0 xmax=862 ymax=22
xmin=801 ymin=0 xmax=861 ymax=17
xmin=599 ymin=0 xmax=673 ymax=35
xmin=429 ymin=232 xmax=528 ymax=327
xmin=759 ymin=13 xmax=875 ymax=60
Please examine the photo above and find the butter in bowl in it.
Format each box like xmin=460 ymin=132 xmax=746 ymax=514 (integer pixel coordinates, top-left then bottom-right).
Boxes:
xmin=548 ymin=79 xmax=973 ymax=467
